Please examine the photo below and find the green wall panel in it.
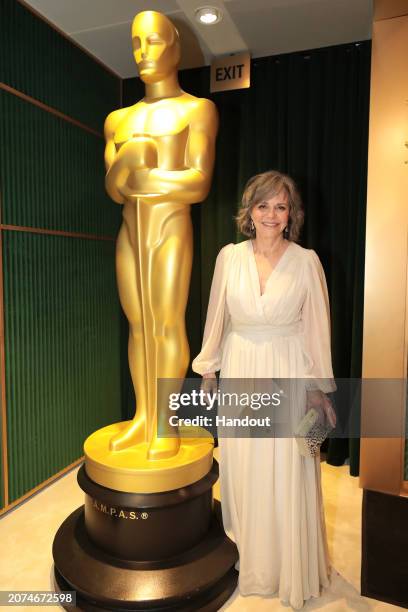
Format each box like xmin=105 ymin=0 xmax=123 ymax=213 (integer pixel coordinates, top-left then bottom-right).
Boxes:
xmin=1 ymin=0 xmax=120 ymax=133
xmin=0 ymin=89 xmax=121 ymax=236
xmin=0 ymin=0 xmax=123 ymax=508
xmin=3 ymin=231 xmax=122 ymax=503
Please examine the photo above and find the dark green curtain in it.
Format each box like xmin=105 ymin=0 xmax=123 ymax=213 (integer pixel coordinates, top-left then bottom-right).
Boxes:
xmin=123 ymin=40 xmax=371 ymax=476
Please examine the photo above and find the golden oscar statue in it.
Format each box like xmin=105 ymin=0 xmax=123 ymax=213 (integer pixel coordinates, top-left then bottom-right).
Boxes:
xmin=104 ymin=10 xmax=218 ymax=459
xmin=53 ymin=12 xmax=238 ymax=610
xmin=82 ymin=10 xmax=220 ymax=493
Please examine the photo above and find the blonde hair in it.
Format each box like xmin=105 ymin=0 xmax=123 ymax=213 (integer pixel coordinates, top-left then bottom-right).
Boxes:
xmin=236 ymin=170 xmax=304 ymax=241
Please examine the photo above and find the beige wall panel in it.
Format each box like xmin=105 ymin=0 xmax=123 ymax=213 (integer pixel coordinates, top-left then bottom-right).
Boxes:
xmin=360 ymin=15 xmax=408 ymax=494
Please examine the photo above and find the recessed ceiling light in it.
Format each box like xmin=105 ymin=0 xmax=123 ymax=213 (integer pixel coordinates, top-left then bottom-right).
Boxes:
xmin=195 ymin=6 xmax=222 ymax=25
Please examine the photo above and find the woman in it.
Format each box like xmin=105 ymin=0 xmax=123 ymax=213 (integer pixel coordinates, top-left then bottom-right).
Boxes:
xmin=192 ymin=170 xmax=336 ymax=609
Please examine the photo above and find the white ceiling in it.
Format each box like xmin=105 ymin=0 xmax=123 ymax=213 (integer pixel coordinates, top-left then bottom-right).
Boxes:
xmin=22 ymin=0 xmax=373 ymax=78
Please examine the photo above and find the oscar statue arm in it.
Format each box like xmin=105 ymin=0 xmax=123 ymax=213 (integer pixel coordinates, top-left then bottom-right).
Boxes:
xmin=104 ymin=108 xmax=129 ymax=204
xmin=137 ymin=98 xmax=219 ymax=204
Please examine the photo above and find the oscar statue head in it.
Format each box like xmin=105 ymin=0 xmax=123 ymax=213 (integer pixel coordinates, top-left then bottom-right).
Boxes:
xmin=132 ymin=11 xmax=181 ymax=84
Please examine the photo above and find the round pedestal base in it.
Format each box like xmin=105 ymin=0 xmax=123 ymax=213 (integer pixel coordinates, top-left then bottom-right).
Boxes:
xmin=53 ymin=501 xmax=238 ymax=611
xmin=78 ymin=462 xmax=218 ymax=560
xmin=84 ymin=423 xmax=214 ymax=493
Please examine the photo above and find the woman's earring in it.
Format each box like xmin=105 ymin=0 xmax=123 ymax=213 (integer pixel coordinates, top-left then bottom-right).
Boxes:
xmin=284 ymin=225 xmax=289 ymax=238
xmin=250 ymin=219 xmax=255 ymax=233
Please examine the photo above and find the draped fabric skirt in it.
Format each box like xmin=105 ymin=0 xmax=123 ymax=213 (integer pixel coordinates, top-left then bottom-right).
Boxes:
xmin=218 ymin=326 xmax=331 ymax=610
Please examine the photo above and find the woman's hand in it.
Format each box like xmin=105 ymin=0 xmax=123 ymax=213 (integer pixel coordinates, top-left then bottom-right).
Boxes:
xmin=306 ymin=390 xmax=336 ymax=428
xmin=201 ymin=372 xmax=218 ymax=400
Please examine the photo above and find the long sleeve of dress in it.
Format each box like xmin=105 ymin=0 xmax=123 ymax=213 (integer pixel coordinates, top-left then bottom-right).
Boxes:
xmin=301 ymin=249 xmax=336 ymax=393
xmin=192 ymin=244 xmax=233 ymax=375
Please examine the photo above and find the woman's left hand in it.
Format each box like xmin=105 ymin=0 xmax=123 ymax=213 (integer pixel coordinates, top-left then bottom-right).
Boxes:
xmin=306 ymin=390 xmax=336 ymax=428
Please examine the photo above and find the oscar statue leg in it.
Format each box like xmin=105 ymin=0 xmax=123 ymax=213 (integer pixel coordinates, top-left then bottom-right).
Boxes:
xmin=147 ymin=206 xmax=192 ymax=460
xmin=109 ymin=205 xmax=148 ymax=451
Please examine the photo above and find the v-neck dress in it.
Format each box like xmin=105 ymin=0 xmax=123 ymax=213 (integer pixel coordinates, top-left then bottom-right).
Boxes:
xmin=192 ymin=240 xmax=336 ymax=610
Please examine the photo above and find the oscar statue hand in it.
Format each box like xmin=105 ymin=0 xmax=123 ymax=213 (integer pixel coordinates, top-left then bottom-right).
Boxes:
xmin=105 ymin=136 xmax=160 ymax=200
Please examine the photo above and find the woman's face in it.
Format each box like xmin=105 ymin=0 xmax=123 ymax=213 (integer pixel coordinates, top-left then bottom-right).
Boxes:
xmin=250 ymin=189 xmax=290 ymax=239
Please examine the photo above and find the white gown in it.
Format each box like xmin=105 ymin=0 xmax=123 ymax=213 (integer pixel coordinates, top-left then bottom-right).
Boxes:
xmin=192 ymin=240 xmax=336 ymax=610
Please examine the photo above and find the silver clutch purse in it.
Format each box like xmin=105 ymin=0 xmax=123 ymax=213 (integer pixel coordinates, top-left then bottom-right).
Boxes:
xmin=294 ymin=408 xmax=334 ymax=457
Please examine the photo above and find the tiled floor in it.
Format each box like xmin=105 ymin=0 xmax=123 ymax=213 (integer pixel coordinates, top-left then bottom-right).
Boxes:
xmin=0 ymin=453 xmax=404 ymax=611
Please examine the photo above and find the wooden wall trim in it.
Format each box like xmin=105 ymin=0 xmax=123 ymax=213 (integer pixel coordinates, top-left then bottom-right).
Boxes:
xmin=374 ymin=0 xmax=408 ymax=21
xmin=0 ymin=225 xmax=115 ymax=242
xmin=0 ymin=83 xmax=103 ymax=139
xmin=0 ymin=223 xmax=9 ymax=508
xmin=0 ymin=457 xmax=84 ymax=516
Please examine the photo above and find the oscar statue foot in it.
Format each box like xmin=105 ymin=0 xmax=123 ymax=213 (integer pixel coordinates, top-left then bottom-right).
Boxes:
xmin=109 ymin=418 xmax=146 ymax=451
xmin=147 ymin=435 xmax=180 ymax=460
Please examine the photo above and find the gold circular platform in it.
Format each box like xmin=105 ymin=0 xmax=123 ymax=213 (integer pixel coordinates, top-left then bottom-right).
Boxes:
xmin=84 ymin=422 xmax=214 ymax=493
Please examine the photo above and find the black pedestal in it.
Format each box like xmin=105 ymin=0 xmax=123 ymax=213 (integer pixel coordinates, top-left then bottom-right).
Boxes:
xmin=53 ymin=460 xmax=238 ymax=611
xmin=361 ymin=489 xmax=408 ymax=609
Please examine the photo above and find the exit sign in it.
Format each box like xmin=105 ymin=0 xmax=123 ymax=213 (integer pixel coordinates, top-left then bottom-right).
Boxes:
xmin=210 ymin=52 xmax=250 ymax=93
